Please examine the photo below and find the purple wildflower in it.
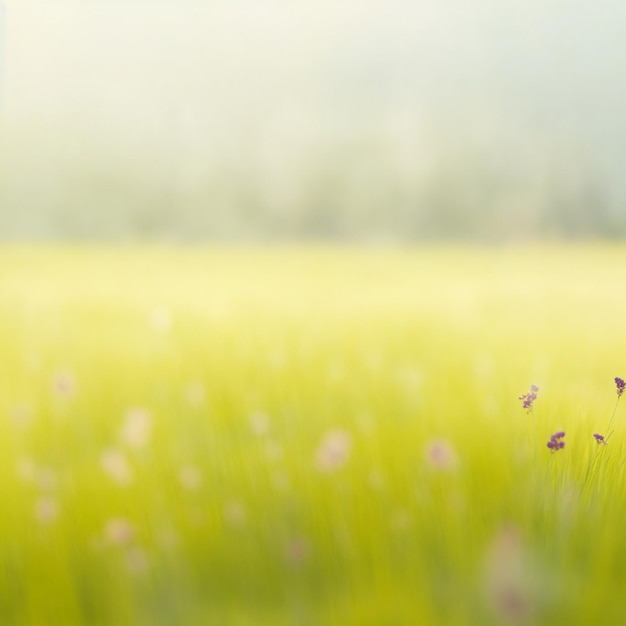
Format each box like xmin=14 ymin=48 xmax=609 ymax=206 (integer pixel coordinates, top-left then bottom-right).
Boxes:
xmin=593 ymin=433 xmax=607 ymax=445
xmin=615 ymin=377 xmax=625 ymax=398
xmin=519 ymin=385 xmax=539 ymax=412
xmin=546 ymin=431 xmax=565 ymax=452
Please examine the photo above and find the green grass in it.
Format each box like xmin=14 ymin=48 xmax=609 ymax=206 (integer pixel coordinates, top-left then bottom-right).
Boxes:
xmin=1 ymin=244 xmax=626 ymax=625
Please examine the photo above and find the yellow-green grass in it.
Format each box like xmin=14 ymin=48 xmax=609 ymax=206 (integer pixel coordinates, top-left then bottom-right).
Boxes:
xmin=1 ymin=244 xmax=626 ymax=625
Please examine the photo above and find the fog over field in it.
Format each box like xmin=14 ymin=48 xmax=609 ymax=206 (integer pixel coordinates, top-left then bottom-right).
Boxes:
xmin=5 ymin=7 xmax=626 ymax=625
xmin=1 ymin=1 xmax=625 ymax=240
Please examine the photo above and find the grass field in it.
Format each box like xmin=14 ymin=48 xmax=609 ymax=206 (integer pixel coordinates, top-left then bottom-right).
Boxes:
xmin=1 ymin=244 xmax=626 ymax=626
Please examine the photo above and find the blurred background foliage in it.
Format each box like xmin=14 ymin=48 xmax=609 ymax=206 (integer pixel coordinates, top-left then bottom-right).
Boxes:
xmin=1 ymin=0 xmax=625 ymax=242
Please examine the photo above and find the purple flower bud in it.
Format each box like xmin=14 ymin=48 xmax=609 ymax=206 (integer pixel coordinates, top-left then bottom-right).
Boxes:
xmin=519 ymin=385 xmax=539 ymax=412
xmin=593 ymin=433 xmax=607 ymax=445
xmin=615 ymin=377 xmax=625 ymax=397
xmin=547 ymin=431 xmax=566 ymax=452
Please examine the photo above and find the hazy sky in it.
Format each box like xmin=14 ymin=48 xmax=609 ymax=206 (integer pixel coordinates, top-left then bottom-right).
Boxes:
xmin=2 ymin=1 xmax=626 ymax=239
xmin=7 ymin=1 xmax=625 ymax=137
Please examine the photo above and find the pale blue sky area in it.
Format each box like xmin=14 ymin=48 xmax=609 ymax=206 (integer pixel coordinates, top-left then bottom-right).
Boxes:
xmin=1 ymin=1 xmax=625 ymax=240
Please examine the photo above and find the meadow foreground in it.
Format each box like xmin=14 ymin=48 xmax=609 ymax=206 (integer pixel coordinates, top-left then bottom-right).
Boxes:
xmin=1 ymin=245 xmax=626 ymax=625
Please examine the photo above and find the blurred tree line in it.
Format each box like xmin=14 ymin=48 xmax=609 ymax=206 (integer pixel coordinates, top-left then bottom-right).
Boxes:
xmin=0 ymin=120 xmax=622 ymax=242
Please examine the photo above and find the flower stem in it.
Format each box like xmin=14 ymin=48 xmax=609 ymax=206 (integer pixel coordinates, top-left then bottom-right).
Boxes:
xmin=605 ymin=396 xmax=621 ymax=441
